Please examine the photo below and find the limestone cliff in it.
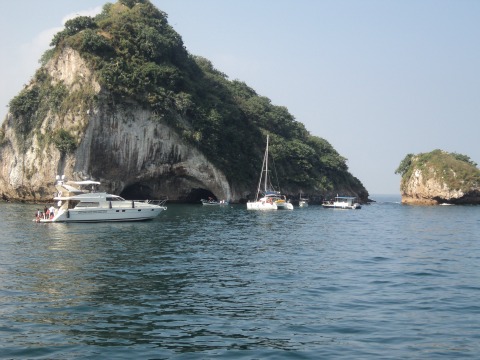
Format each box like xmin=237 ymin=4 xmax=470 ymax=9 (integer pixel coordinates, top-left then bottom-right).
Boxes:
xmin=396 ymin=150 xmax=480 ymax=205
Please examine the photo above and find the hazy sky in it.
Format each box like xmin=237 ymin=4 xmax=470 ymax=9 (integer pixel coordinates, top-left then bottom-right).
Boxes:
xmin=1 ymin=1 xmax=479 ymax=195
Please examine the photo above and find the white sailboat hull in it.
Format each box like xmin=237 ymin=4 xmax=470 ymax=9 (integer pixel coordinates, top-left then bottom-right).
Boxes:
xmin=275 ymin=201 xmax=294 ymax=210
xmin=299 ymin=200 xmax=308 ymax=207
xmin=247 ymin=201 xmax=278 ymax=210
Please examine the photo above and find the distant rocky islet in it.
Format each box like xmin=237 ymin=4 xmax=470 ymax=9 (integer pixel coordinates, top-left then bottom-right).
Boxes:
xmin=396 ymin=150 xmax=480 ymax=205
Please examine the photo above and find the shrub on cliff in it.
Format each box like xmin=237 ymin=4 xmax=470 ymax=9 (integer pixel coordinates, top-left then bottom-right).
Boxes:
xmin=53 ymin=129 xmax=77 ymax=154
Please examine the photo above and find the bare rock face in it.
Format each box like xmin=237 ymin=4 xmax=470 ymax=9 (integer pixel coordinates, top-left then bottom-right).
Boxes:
xmin=0 ymin=48 xmax=237 ymax=202
xmin=399 ymin=151 xmax=480 ymax=205
xmin=76 ymin=105 xmax=235 ymax=202
xmin=401 ymin=169 xmax=465 ymax=205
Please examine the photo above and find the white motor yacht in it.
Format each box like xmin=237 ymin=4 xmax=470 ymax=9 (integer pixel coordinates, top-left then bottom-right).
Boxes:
xmin=38 ymin=176 xmax=167 ymax=223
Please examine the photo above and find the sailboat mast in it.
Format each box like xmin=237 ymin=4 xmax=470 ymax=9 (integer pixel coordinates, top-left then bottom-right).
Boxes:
xmin=264 ymin=135 xmax=269 ymax=192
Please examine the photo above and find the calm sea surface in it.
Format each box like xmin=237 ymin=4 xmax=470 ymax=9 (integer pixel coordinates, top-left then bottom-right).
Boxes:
xmin=1 ymin=195 xmax=480 ymax=359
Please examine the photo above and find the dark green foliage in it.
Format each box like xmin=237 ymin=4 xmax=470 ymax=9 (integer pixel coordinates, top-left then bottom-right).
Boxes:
xmin=39 ymin=48 xmax=56 ymax=66
xmin=8 ymin=69 xmax=86 ymax=148
xmin=53 ymin=129 xmax=77 ymax=154
xmin=80 ymin=29 xmax=114 ymax=56
xmin=119 ymin=0 xmax=149 ymax=8
xmin=51 ymin=16 xmax=97 ymax=47
xmin=395 ymin=153 xmax=414 ymax=176
xmin=49 ymin=83 xmax=68 ymax=113
xmin=10 ymin=73 xmax=64 ymax=124
xmin=9 ymin=86 xmax=41 ymax=136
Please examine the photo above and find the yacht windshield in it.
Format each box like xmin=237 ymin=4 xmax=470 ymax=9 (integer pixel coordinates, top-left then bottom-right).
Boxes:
xmin=106 ymin=196 xmax=125 ymax=201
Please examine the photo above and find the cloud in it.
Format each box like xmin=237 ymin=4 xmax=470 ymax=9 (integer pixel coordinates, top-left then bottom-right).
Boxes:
xmin=20 ymin=5 xmax=104 ymax=58
xmin=19 ymin=6 xmax=104 ymax=81
xmin=1 ymin=5 xmax=104 ymax=119
xmin=61 ymin=5 xmax=103 ymax=25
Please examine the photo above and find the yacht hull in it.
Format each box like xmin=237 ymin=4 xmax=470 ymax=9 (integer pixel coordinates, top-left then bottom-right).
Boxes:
xmin=41 ymin=207 xmax=165 ymax=223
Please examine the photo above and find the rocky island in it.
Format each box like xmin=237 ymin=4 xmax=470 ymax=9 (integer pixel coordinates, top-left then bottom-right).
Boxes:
xmin=0 ymin=0 xmax=368 ymax=203
xmin=396 ymin=150 xmax=480 ymax=205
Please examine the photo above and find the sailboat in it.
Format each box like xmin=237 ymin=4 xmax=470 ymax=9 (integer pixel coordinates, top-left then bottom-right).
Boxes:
xmin=299 ymin=192 xmax=309 ymax=208
xmin=246 ymin=135 xmax=293 ymax=210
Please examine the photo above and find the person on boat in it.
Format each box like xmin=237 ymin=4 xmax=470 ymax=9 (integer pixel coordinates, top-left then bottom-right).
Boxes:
xmin=49 ymin=205 xmax=55 ymax=219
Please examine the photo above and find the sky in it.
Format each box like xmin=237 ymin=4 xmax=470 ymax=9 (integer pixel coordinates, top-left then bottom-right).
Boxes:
xmin=1 ymin=0 xmax=479 ymax=195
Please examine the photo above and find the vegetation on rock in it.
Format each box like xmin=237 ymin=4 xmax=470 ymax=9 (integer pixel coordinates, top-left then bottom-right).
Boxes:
xmin=52 ymin=129 xmax=77 ymax=154
xmin=5 ymin=0 xmax=367 ymax=197
xmin=396 ymin=150 xmax=480 ymax=193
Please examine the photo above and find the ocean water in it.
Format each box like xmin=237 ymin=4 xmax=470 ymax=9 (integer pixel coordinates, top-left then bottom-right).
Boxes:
xmin=1 ymin=196 xmax=480 ymax=359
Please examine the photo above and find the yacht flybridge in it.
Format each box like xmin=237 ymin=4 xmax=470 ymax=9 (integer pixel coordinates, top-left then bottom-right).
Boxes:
xmin=38 ymin=176 xmax=167 ymax=223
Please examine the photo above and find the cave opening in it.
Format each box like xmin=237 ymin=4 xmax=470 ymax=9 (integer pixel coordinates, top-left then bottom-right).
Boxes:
xmin=120 ymin=183 xmax=153 ymax=200
xmin=185 ymin=188 xmax=216 ymax=203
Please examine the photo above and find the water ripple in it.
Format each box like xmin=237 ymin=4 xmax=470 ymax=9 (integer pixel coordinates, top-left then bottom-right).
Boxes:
xmin=1 ymin=202 xmax=480 ymax=358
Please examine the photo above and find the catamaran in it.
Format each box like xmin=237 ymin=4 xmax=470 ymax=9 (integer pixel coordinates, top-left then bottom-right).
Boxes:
xmin=247 ymin=135 xmax=293 ymax=210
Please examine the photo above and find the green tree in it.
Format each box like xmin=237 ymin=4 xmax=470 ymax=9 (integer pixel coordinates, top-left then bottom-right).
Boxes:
xmin=9 ymin=86 xmax=41 ymax=136
xmin=53 ymin=129 xmax=77 ymax=154
xmin=395 ymin=153 xmax=414 ymax=176
xmin=51 ymin=16 xmax=97 ymax=47
xmin=452 ymin=152 xmax=477 ymax=167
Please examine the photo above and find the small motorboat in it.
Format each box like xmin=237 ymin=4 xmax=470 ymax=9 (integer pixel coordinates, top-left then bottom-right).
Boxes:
xmin=201 ymin=198 xmax=229 ymax=206
xmin=322 ymin=196 xmax=361 ymax=210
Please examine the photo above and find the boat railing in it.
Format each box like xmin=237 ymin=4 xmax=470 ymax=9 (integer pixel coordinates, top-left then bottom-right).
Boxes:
xmin=140 ymin=199 xmax=168 ymax=206
xmin=104 ymin=199 xmax=167 ymax=209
